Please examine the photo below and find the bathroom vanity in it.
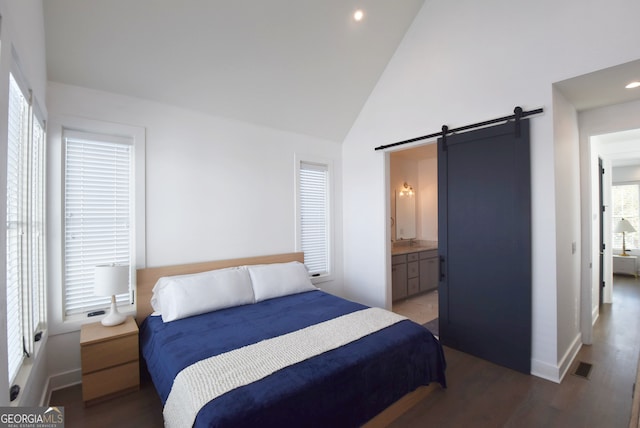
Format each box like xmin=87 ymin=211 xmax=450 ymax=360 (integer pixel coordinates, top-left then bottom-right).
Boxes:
xmin=391 ymin=243 xmax=438 ymax=301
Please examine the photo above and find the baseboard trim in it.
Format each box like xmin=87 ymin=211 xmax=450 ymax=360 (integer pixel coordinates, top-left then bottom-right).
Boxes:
xmin=531 ymin=358 xmax=561 ymax=383
xmin=630 ymin=352 xmax=640 ymax=428
xmin=41 ymin=369 xmax=82 ymax=406
xmin=530 ymin=333 xmax=582 ymax=384
xmin=558 ymin=333 xmax=583 ymax=382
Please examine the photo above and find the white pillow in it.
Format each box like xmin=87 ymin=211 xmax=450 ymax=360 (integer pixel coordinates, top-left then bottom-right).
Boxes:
xmin=247 ymin=261 xmax=316 ymax=302
xmin=151 ymin=266 xmax=254 ymax=322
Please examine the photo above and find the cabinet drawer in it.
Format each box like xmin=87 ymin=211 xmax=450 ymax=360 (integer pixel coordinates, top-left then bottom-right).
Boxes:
xmin=82 ymin=360 xmax=139 ymax=402
xmin=407 ymin=252 xmax=420 ymax=262
xmin=613 ymin=256 xmax=637 ymax=275
xmin=420 ymin=250 xmax=438 ymax=260
xmin=407 ymin=261 xmax=419 ymax=278
xmin=82 ymin=334 xmax=138 ymax=374
xmin=392 ymin=254 xmax=407 ymax=265
xmin=408 ymin=277 xmax=420 ymax=295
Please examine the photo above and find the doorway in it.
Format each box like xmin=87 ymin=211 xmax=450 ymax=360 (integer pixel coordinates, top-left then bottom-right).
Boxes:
xmin=589 ymin=130 xmax=640 ymax=316
xmin=390 ymin=143 xmax=439 ymax=326
xmin=555 ymin=59 xmax=640 ymax=346
xmin=579 ymin=125 xmax=640 ymax=345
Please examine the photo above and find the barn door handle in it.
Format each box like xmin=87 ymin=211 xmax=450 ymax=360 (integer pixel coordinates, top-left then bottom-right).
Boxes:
xmin=439 ymin=256 xmax=445 ymax=281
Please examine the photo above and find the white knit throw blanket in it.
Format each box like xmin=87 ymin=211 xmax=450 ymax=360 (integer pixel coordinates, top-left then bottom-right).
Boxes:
xmin=163 ymin=307 xmax=407 ymax=428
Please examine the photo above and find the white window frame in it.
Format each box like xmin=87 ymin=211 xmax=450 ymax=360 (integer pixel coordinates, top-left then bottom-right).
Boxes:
xmin=294 ymin=154 xmax=333 ymax=284
xmin=47 ymin=115 xmax=145 ymax=335
xmin=612 ymin=182 xmax=639 ymax=251
xmin=5 ymin=59 xmax=48 ymax=396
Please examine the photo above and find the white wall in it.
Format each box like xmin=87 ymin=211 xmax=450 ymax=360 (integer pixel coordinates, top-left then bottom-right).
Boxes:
xmin=0 ymin=0 xmax=48 ymax=406
xmin=418 ymin=156 xmax=437 ymax=241
xmin=342 ymin=0 xmax=640 ymax=382
xmin=613 ymin=165 xmax=640 ymax=183
xmin=552 ymin=88 xmax=582 ymax=374
xmin=45 ymin=82 xmax=343 ymax=388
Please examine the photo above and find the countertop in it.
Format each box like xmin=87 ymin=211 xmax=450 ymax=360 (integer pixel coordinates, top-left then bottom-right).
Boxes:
xmin=391 ymin=241 xmax=438 ymax=255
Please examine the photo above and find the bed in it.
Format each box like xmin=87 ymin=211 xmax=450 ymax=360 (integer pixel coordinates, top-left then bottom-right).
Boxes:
xmin=136 ymin=252 xmax=446 ymax=428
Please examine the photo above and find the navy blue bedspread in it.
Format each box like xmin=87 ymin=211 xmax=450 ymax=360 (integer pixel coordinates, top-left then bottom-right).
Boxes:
xmin=140 ymin=290 xmax=446 ymax=428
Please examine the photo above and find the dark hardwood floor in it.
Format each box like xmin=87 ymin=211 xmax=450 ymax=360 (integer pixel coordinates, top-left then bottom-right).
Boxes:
xmin=49 ymin=371 xmax=163 ymax=428
xmin=389 ymin=275 xmax=640 ymax=428
xmin=50 ymin=275 xmax=640 ymax=427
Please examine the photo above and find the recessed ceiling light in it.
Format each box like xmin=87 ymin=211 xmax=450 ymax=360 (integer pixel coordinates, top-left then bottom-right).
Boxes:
xmin=625 ymin=81 xmax=640 ymax=89
xmin=353 ymin=9 xmax=364 ymax=22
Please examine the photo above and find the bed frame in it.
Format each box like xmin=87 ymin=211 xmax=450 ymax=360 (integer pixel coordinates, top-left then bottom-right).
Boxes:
xmin=134 ymin=251 xmax=435 ymax=427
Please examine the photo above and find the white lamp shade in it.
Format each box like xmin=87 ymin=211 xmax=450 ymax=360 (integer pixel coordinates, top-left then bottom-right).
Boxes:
xmin=94 ymin=265 xmax=129 ymax=296
xmin=614 ymin=218 xmax=636 ymax=234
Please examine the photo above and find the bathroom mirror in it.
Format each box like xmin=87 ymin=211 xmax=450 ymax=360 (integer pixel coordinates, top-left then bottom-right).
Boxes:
xmin=396 ymin=187 xmax=416 ymax=240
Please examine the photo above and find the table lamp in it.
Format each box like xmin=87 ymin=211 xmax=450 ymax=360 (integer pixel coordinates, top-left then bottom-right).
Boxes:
xmin=94 ymin=264 xmax=129 ymax=326
xmin=614 ymin=218 xmax=636 ymax=257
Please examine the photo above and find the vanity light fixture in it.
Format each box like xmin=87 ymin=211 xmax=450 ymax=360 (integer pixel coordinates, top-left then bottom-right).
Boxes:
xmin=625 ymin=81 xmax=640 ymax=89
xmin=399 ymin=182 xmax=414 ymax=197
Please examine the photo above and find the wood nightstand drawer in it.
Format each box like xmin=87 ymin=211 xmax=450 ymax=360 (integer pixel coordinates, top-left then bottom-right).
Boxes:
xmin=81 ymin=334 xmax=138 ymax=373
xmin=82 ymin=360 xmax=140 ymax=402
xmin=80 ymin=316 xmax=140 ymax=405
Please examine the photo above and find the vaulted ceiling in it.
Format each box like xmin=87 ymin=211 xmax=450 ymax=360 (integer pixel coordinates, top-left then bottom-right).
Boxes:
xmin=43 ymin=0 xmax=425 ymax=142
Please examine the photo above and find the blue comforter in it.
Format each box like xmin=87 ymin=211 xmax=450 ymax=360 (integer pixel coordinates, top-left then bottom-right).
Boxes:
xmin=140 ymin=290 xmax=446 ymax=427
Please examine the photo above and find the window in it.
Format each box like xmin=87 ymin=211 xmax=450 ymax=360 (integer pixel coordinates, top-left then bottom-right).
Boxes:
xmin=48 ymin=116 xmax=144 ymax=332
xmin=6 ymin=72 xmax=47 ymax=386
xmin=296 ymin=158 xmax=332 ymax=280
xmin=63 ymin=131 xmax=133 ymax=316
xmin=612 ymin=183 xmax=639 ymax=250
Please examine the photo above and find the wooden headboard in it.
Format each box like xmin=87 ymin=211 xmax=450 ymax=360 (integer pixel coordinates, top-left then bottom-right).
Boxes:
xmin=135 ymin=252 xmax=304 ymax=323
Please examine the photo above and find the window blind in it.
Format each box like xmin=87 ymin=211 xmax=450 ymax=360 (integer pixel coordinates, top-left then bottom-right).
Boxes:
xmin=6 ymin=74 xmax=28 ymax=383
xmin=299 ymin=162 xmax=329 ymax=276
xmin=612 ymin=184 xmax=639 ymax=249
xmin=64 ymin=133 xmax=132 ymax=316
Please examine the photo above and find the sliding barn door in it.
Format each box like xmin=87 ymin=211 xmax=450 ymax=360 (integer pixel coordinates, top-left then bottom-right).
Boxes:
xmin=438 ymin=120 xmax=531 ymax=374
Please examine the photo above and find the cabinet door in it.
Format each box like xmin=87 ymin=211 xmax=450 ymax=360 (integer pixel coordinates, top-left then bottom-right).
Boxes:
xmin=419 ymin=258 xmax=439 ymax=292
xmin=408 ymin=277 xmax=420 ymax=295
xmin=407 ymin=261 xmax=419 ymax=279
xmin=392 ymin=263 xmax=408 ymax=301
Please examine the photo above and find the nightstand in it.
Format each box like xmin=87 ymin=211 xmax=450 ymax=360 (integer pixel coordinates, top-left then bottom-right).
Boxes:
xmin=80 ymin=316 xmax=140 ymax=406
xmin=613 ymin=254 xmax=638 ymax=278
